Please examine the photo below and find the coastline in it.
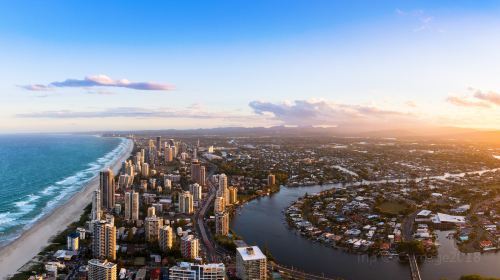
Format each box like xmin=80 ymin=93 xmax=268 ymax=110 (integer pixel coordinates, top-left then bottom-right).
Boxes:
xmin=0 ymin=137 xmax=134 ymax=279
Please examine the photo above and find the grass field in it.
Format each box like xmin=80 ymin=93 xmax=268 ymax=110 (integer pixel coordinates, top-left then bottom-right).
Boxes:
xmin=376 ymin=201 xmax=408 ymax=215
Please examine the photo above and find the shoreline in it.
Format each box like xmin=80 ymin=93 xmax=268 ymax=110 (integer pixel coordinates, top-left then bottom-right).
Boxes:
xmin=0 ymin=137 xmax=134 ymax=279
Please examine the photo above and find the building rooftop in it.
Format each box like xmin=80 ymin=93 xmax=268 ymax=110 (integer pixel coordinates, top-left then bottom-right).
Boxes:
xmin=236 ymin=246 xmax=266 ymax=261
xmin=417 ymin=210 xmax=432 ymax=217
xmin=434 ymin=213 xmax=466 ymax=224
xmin=88 ymin=259 xmax=116 ymax=269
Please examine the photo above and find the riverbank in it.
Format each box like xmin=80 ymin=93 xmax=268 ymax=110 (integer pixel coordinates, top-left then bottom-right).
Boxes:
xmin=0 ymin=137 xmax=133 ymax=279
xmin=232 ymin=180 xmax=500 ymax=279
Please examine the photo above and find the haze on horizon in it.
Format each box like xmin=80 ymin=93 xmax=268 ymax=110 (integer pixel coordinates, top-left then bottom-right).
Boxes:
xmin=1 ymin=0 xmax=500 ymax=133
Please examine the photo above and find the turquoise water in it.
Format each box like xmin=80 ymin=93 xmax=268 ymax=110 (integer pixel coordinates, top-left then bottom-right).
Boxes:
xmin=0 ymin=134 xmax=127 ymax=245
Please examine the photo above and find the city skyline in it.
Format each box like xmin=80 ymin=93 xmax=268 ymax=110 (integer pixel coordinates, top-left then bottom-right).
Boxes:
xmin=1 ymin=1 xmax=500 ymax=133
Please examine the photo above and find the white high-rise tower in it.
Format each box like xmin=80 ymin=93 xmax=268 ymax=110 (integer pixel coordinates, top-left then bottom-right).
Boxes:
xmin=92 ymin=189 xmax=101 ymax=221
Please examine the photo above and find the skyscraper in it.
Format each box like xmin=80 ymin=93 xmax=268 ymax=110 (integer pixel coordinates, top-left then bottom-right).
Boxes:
xmin=88 ymin=259 xmax=117 ymax=280
xmin=215 ymin=211 xmax=229 ymax=236
xmin=165 ymin=147 xmax=174 ymax=162
xmin=236 ymin=246 xmax=267 ymax=280
xmin=189 ymin=183 xmax=202 ymax=202
xmin=159 ymin=225 xmax=173 ymax=252
xmin=163 ymin=176 xmax=172 ymax=192
xmin=141 ymin=162 xmax=149 ymax=177
xmin=214 ymin=196 xmax=225 ymax=213
xmin=124 ymin=190 xmax=139 ymax=221
xmin=179 ymin=191 xmax=194 ymax=214
xmin=145 ymin=208 xmax=163 ymax=242
xmin=92 ymin=220 xmax=116 ymax=261
xmin=190 ymin=160 xmax=206 ymax=186
xmin=217 ymin=174 xmax=229 ymax=206
xmin=92 ymin=189 xmax=102 ymax=221
xmin=181 ymin=235 xmax=199 ymax=260
xmin=156 ymin=136 xmax=161 ymax=152
xmin=228 ymin=186 xmax=238 ymax=204
xmin=100 ymin=169 xmax=115 ymax=210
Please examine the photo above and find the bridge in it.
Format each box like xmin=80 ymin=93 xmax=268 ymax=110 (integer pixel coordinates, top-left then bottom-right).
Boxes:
xmin=402 ymin=210 xmax=423 ymax=280
xmin=408 ymin=254 xmax=422 ymax=280
xmin=269 ymin=262 xmax=343 ymax=280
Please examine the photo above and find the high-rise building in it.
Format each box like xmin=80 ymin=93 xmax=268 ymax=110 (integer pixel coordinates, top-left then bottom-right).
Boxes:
xmin=134 ymin=151 xmax=141 ymax=165
xmin=172 ymin=145 xmax=178 ymax=157
xmin=215 ymin=212 xmax=229 ymax=236
xmin=165 ymin=147 xmax=174 ymax=162
xmin=149 ymin=178 xmax=157 ymax=190
xmin=163 ymin=176 xmax=172 ymax=192
xmin=214 ymin=196 xmax=225 ymax=213
xmin=190 ymin=160 xmax=206 ymax=186
xmin=139 ymin=148 xmax=145 ymax=161
xmin=140 ymin=179 xmax=148 ymax=192
xmin=92 ymin=220 xmax=116 ymax=260
xmin=117 ymin=174 xmax=132 ymax=189
xmin=169 ymin=262 xmax=225 ymax=280
xmin=92 ymin=189 xmax=102 ymax=221
xmin=121 ymin=160 xmax=135 ymax=184
xmin=181 ymin=235 xmax=199 ymax=260
xmin=199 ymin=166 xmax=206 ymax=186
xmin=189 ymin=183 xmax=202 ymax=202
xmin=217 ymin=174 xmax=230 ymax=206
xmin=159 ymin=225 xmax=173 ymax=252
xmin=167 ymin=138 xmax=175 ymax=148
xmin=141 ymin=162 xmax=149 ymax=177
xmin=228 ymin=186 xmax=238 ymax=204
xmin=88 ymin=259 xmax=117 ymax=280
xmin=147 ymin=206 xmax=156 ymax=217
xmin=124 ymin=190 xmax=139 ymax=221
xmin=100 ymin=169 xmax=115 ymax=210
xmin=236 ymin=246 xmax=267 ymax=280
xmin=179 ymin=191 xmax=194 ymax=214
xmin=125 ymin=160 xmax=135 ymax=177
xmin=267 ymin=174 xmax=276 ymax=187
xmin=145 ymin=208 xmax=163 ymax=243
xmin=156 ymin=136 xmax=161 ymax=151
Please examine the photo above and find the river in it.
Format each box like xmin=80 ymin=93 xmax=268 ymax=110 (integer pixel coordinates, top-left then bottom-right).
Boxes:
xmin=231 ymin=183 xmax=500 ymax=280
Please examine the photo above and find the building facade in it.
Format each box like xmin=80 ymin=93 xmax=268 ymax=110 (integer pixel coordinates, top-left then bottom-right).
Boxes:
xmin=159 ymin=225 xmax=173 ymax=252
xmin=236 ymin=246 xmax=267 ymax=280
xmin=179 ymin=191 xmax=194 ymax=214
xmin=92 ymin=220 xmax=116 ymax=260
xmin=169 ymin=262 xmax=225 ymax=280
xmin=100 ymin=169 xmax=115 ymax=210
xmin=215 ymin=211 xmax=229 ymax=236
xmin=181 ymin=235 xmax=199 ymax=260
xmin=88 ymin=259 xmax=117 ymax=280
xmin=190 ymin=183 xmax=202 ymax=202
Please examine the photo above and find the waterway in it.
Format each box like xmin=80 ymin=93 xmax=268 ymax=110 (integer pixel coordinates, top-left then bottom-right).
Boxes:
xmin=231 ymin=182 xmax=500 ymax=280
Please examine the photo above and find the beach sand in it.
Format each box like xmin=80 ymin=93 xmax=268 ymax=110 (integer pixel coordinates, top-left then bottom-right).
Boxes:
xmin=0 ymin=138 xmax=133 ymax=279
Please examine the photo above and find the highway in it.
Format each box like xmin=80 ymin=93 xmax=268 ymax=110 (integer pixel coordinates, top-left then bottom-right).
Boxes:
xmin=402 ymin=210 xmax=423 ymax=280
xmin=193 ymin=159 xmax=220 ymax=262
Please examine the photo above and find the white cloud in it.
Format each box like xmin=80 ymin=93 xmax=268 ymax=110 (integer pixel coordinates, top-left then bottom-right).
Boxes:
xmin=249 ymin=99 xmax=419 ymax=130
xmin=20 ymin=74 xmax=174 ymax=92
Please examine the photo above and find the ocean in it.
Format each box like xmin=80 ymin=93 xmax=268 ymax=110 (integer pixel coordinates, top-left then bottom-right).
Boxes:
xmin=0 ymin=134 xmax=128 ymax=246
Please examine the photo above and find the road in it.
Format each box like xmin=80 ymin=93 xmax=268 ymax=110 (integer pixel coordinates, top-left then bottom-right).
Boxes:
xmin=193 ymin=159 xmax=219 ymax=262
xmin=269 ymin=262 xmax=341 ymax=280
xmin=401 ymin=210 xmax=422 ymax=280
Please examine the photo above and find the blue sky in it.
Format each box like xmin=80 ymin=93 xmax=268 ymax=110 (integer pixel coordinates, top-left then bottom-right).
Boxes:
xmin=1 ymin=1 xmax=500 ymax=132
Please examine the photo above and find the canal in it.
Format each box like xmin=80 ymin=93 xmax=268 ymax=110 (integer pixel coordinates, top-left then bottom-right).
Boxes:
xmin=231 ymin=184 xmax=500 ymax=280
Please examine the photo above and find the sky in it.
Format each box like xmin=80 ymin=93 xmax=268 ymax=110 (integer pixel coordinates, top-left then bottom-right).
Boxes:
xmin=1 ymin=0 xmax=500 ymax=133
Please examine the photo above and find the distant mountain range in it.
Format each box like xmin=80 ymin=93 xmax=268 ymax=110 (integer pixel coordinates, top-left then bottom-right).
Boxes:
xmin=97 ymin=125 xmax=500 ymax=144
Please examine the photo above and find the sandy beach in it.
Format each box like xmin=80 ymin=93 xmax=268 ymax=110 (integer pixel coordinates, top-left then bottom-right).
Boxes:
xmin=0 ymin=138 xmax=133 ymax=279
